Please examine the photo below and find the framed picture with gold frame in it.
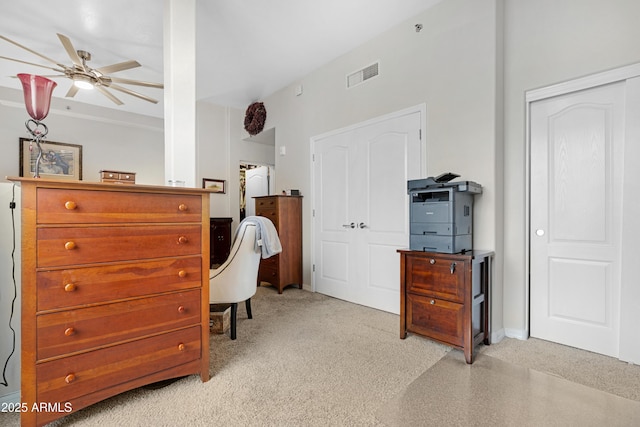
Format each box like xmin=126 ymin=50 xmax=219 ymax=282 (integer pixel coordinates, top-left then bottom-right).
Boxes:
xmin=202 ymin=178 xmax=225 ymax=193
xmin=19 ymin=138 xmax=83 ymax=180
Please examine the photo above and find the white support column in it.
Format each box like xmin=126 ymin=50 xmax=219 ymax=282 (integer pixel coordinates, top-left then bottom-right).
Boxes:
xmin=163 ymin=0 xmax=197 ymax=187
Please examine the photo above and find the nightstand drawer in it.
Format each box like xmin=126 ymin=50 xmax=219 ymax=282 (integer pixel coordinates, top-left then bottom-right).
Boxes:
xmin=37 ymin=290 xmax=201 ymax=360
xmin=406 ymin=255 xmax=465 ymax=302
xmin=37 ymin=225 xmax=201 ymax=267
xmin=36 ymin=326 xmax=201 ymax=407
xmin=37 ymin=188 xmax=202 ymax=223
xmin=406 ymin=293 xmax=464 ymax=347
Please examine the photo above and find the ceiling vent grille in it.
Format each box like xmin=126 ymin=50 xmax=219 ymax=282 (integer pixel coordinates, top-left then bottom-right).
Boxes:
xmin=347 ymin=62 xmax=379 ymax=88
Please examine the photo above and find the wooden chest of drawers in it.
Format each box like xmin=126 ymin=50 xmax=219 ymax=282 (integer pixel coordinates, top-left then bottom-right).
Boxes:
xmin=254 ymin=196 xmax=303 ymax=293
xmin=398 ymin=249 xmax=493 ymax=364
xmin=10 ymin=177 xmax=211 ymax=426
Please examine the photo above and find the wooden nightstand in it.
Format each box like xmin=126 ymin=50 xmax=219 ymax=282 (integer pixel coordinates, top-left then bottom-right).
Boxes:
xmin=398 ymin=249 xmax=493 ymax=363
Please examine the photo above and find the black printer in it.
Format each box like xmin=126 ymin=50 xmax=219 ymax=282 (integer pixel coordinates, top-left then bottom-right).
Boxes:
xmin=408 ymin=173 xmax=482 ymax=253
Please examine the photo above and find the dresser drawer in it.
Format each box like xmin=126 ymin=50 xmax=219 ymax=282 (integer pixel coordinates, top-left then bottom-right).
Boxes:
xmin=255 ymin=207 xmax=277 ymax=225
xmin=406 ymin=256 xmax=465 ymax=302
xmin=36 ymin=326 xmax=201 ymax=405
xmin=406 ymin=293 xmax=464 ymax=347
xmin=37 ymin=225 xmax=201 ymax=267
xmin=37 ymin=188 xmax=202 ymax=224
xmin=37 ymin=290 xmax=201 ymax=360
xmin=255 ymin=198 xmax=278 ymax=210
xmin=258 ymin=257 xmax=279 ymax=284
xmin=37 ymin=257 xmax=202 ymax=311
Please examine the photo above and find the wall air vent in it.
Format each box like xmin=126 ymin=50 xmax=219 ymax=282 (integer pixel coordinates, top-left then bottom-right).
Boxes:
xmin=346 ymin=62 xmax=379 ymax=88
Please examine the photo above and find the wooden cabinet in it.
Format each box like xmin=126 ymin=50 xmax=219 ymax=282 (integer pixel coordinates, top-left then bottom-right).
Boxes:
xmin=210 ymin=217 xmax=232 ymax=267
xmin=10 ymin=177 xmax=211 ymax=427
xmin=254 ymin=195 xmax=302 ymax=293
xmin=398 ymin=249 xmax=492 ymax=364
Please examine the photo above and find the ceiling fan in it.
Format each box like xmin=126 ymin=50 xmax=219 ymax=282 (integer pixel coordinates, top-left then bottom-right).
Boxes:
xmin=0 ymin=33 xmax=163 ymax=105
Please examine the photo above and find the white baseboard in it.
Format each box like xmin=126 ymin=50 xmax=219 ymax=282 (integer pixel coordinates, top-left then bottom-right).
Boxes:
xmin=0 ymin=390 xmax=19 ymax=405
xmin=504 ymin=328 xmax=529 ymax=340
xmin=491 ymin=328 xmax=506 ymax=344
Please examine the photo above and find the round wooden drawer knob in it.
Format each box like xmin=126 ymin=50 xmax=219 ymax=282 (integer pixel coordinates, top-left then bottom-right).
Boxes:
xmin=64 ymin=327 xmax=75 ymax=336
xmin=65 ymin=241 xmax=76 ymax=250
xmin=64 ymin=201 xmax=77 ymax=210
xmin=178 ymin=270 xmax=187 ymax=278
xmin=178 ymin=343 xmax=185 ymax=351
xmin=177 ymin=306 xmax=185 ymax=314
xmin=65 ymin=374 xmax=76 ymax=384
xmin=64 ymin=283 xmax=76 ymax=292
xmin=178 ymin=204 xmax=188 ymax=211
xmin=178 ymin=236 xmax=188 ymax=244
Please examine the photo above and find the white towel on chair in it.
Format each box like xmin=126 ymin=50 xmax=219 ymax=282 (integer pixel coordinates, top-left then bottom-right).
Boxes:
xmin=237 ymin=216 xmax=282 ymax=258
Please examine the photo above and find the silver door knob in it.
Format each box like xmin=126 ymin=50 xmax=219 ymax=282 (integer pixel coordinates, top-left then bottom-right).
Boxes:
xmin=359 ymin=222 xmax=368 ymax=229
xmin=342 ymin=223 xmax=355 ymax=229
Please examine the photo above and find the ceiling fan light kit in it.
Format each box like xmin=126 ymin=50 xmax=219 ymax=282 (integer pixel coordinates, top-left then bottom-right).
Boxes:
xmin=72 ymin=75 xmax=94 ymax=90
xmin=0 ymin=33 xmax=163 ymax=105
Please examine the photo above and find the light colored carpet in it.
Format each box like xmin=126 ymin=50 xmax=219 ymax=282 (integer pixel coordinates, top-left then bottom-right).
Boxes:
xmin=1 ymin=285 xmax=639 ymax=426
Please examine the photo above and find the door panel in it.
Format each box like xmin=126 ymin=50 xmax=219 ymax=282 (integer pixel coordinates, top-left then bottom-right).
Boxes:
xmin=367 ymin=132 xmax=409 ymax=234
xmin=245 ymin=166 xmax=270 ymax=217
xmin=315 ymin=132 xmax=356 ymax=299
xmin=530 ymin=82 xmax=624 ymax=357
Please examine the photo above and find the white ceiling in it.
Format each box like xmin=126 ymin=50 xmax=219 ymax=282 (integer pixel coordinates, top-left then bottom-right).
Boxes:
xmin=0 ymin=0 xmax=442 ymax=118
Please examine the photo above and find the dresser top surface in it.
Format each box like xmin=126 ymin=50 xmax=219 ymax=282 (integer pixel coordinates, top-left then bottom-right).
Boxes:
xmin=6 ymin=176 xmax=213 ymax=196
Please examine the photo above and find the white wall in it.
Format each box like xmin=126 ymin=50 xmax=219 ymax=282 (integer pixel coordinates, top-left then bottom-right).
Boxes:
xmin=197 ymin=102 xmax=276 ymax=231
xmin=262 ymin=0 xmax=503 ymax=330
xmin=197 ymin=102 xmax=232 ymax=218
xmin=502 ymin=0 xmax=640 ymax=337
xmin=0 ymin=183 xmax=20 ymax=403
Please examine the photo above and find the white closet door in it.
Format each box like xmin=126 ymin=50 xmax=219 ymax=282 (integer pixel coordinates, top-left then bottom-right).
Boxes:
xmin=313 ymin=110 xmax=422 ymax=314
xmin=530 ymin=82 xmax=625 ymax=357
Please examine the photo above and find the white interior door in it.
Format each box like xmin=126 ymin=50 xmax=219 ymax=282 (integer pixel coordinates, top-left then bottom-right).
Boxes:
xmin=530 ymin=82 xmax=625 ymax=357
xmin=245 ymin=166 xmax=271 ymax=217
xmin=313 ymin=110 xmax=422 ymax=314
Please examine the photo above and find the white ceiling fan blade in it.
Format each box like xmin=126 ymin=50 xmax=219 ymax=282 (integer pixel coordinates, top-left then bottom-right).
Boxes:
xmin=109 ymin=76 xmax=163 ymax=88
xmin=0 ymin=34 xmax=67 ymax=68
xmin=56 ymin=33 xmax=83 ymax=68
xmin=65 ymin=85 xmax=79 ymax=98
xmin=95 ymin=60 xmax=140 ymax=75
xmin=108 ymin=83 xmax=159 ymax=104
xmin=0 ymin=55 xmax=66 ymax=73
xmin=95 ymin=86 xmax=124 ymax=105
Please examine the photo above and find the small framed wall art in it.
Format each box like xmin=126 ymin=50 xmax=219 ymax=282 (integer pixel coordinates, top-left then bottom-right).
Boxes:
xmin=202 ymin=178 xmax=225 ymax=193
xmin=19 ymin=138 xmax=83 ymax=180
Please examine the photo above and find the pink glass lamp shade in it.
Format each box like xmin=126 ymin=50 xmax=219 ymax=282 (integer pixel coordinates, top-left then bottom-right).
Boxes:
xmin=17 ymin=73 xmax=57 ymax=121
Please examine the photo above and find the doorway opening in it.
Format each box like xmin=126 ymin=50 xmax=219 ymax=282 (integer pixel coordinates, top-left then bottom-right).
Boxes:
xmin=239 ymin=163 xmax=275 ymax=221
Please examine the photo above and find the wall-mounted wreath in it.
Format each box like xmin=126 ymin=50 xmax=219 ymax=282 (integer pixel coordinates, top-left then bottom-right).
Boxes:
xmin=244 ymin=102 xmax=267 ymax=136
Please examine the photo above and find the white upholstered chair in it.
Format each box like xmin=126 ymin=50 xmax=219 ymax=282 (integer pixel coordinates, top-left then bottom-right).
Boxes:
xmin=209 ymin=222 xmax=261 ymax=340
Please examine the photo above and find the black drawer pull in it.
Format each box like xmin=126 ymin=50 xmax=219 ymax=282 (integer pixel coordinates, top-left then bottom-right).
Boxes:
xmin=450 ymin=262 xmax=457 ymax=274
